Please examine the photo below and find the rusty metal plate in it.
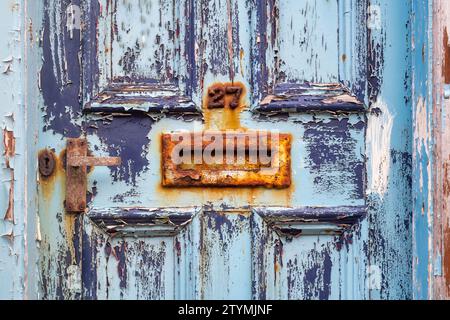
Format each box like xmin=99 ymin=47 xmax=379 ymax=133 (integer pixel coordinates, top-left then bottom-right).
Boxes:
xmin=66 ymin=138 xmax=88 ymax=213
xmin=161 ymin=131 xmax=291 ymax=188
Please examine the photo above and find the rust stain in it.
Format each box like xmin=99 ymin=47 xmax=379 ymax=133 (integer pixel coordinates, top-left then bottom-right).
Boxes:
xmin=3 ymin=129 xmax=15 ymax=163
xmin=64 ymin=213 xmax=78 ymax=265
xmin=28 ymin=19 xmax=33 ymax=43
xmin=443 ymin=162 xmax=450 ymax=198
xmin=443 ymin=27 xmax=450 ymax=83
xmin=274 ymin=239 xmax=283 ymax=278
xmin=65 ymin=138 xmax=120 ymax=213
xmin=38 ymin=147 xmax=78 ymax=264
xmin=444 ymin=221 xmax=450 ymax=288
xmin=274 ymin=262 xmax=281 ymax=273
xmin=444 ymin=225 xmax=450 ymax=288
xmin=3 ymin=129 xmax=15 ymax=222
xmin=4 ymin=171 xmax=14 ymax=222
xmin=240 ymin=48 xmax=245 ymax=77
xmin=154 ymin=178 xmax=293 ymax=209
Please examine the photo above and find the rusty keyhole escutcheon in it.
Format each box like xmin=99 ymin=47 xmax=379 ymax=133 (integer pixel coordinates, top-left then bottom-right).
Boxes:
xmin=39 ymin=149 xmax=56 ymax=177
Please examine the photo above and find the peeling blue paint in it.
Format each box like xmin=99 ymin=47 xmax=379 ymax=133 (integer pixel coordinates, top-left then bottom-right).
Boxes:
xmin=0 ymin=0 xmax=438 ymax=301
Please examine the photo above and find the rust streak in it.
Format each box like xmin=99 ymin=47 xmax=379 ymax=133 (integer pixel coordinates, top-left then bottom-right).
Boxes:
xmin=3 ymin=129 xmax=15 ymax=164
xmin=39 ymin=149 xmax=65 ymax=201
xmin=445 ymin=223 xmax=450 ymax=289
xmin=3 ymin=129 xmax=15 ymax=222
xmin=443 ymin=27 xmax=450 ymax=84
xmin=4 ymin=171 xmax=14 ymax=222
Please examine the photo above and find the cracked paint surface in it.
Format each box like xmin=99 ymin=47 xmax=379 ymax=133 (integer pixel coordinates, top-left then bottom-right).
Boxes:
xmin=0 ymin=0 xmax=39 ymax=300
xmin=0 ymin=0 xmax=416 ymax=300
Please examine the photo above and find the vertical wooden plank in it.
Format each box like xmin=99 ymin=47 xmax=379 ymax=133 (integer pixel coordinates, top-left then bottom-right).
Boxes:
xmin=0 ymin=0 xmax=25 ymax=300
xmin=0 ymin=0 xmax=39 ymax=300
xmin=198 ymin=209 xmax=252 ymax=299
xmin=428 ymin=0 xmax=450 ymax=300
xmin=339 ymin=0 xmax=368 ymax=99
xmin=38 ymin=0 xmax=84 ymax=299
xmin=366 ymin=0 xmax=413 ymax=299
xmin=412 ymin=0 xmax=433 ymax=300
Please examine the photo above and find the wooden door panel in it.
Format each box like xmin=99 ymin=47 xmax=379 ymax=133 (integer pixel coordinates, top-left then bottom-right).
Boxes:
xmin=82 ymin=207 xmax=201 ymax=299
xmin=251 ymin=206 xmax=366 ymax=300
xmin=36 ymin=0 xmax=415 ymax=301
xmin=111 ymin=0 xmax=177 ymax=82
xmin=197 ymin=209 xmax=253 ymax=299
xmin=37 ymin=0 xmax=374 ymax=300
xmin=83 ymin=0 xmax=198 ymax=113
xmin=83 ymin=206 xmax=366 ymax=300
xmin=80 ymin=0 xmax=367 ymax=300
xmin=256 ymin=0 xmax=340 ymax=85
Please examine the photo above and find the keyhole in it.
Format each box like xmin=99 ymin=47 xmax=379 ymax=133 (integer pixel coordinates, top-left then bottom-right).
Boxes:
xmin=39 ymin=149 xmax=56 ymax=177
xmin=44 ymin=156 xmax=50 ymax=169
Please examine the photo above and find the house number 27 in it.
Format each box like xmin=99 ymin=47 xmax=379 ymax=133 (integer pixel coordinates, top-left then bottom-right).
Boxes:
xmin=207 ymin=83 xmax=244 ymax=110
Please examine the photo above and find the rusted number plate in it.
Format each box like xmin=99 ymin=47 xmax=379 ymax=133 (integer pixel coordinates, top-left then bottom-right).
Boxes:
xmin=207 ymin=83 xmax=244 ymax=109
xmin=161 ymin=131 xmax=292 ymax=188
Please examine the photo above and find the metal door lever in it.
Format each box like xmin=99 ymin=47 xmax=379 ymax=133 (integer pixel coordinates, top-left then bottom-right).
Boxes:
xmin=66 ymin=138 xmax=121 ymax=213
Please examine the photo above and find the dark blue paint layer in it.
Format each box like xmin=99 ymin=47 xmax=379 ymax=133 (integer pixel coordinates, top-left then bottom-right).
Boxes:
xmin=41 ymin=0 xmax=83 ymax=136
xmin=303 ymin=118 xmax=366 ymax=200
xmin=254 ymin=206 xmax=366 ymax=227
xmin=256 ymin=83 xmax=366 ymax=113
xmin=86 ymin=115 xmax=155 ymax=185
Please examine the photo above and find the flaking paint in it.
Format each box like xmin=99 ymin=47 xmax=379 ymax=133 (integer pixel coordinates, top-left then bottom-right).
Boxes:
xmin=0 ymin=0 xmax=434 ymax=300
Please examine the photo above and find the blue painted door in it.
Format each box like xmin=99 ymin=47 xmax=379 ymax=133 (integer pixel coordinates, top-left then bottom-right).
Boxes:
xmin=38 ymin=0 xmax=412 ymax=300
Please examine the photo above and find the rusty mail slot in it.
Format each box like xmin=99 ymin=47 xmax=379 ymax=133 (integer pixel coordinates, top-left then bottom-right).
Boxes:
xmin=161 ymin=131 xmax=292 ymax=188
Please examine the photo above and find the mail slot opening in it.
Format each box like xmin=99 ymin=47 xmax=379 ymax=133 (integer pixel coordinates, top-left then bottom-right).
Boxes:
xmin=177 ymin=141 xmax=274 ymax=166
xmin=177 ymin=148 xmax=274 ymax=172
xmin=161 ymin=131 xmax=292 ymax=188
xmin=179 ymin=148 xmax=272 ymax=158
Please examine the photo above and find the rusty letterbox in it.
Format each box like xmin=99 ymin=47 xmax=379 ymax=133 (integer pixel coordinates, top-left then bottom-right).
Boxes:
xmin=161 ymin=131 xmax=291 ymax=188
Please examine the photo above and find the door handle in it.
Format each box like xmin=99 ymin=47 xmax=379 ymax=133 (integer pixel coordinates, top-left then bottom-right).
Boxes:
xmin=66 ymin=138 xmax=121 ymax=213
xmin=67 ymin=156 xmax=121 ymax=167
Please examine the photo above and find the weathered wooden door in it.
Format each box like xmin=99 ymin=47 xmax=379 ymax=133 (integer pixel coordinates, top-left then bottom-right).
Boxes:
xmin=38 ymin=0 xmax=412 ymax=300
